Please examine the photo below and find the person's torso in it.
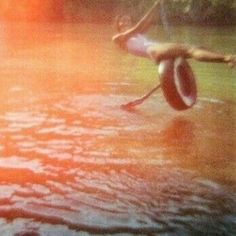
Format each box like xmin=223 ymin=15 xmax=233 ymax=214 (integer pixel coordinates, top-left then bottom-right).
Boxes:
xmin=126 ymin=34 xmax=156 ymax=58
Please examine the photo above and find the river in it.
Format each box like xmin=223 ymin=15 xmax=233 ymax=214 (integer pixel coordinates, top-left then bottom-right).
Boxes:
xmin=0 ymin=22 xmax=235 ymax=235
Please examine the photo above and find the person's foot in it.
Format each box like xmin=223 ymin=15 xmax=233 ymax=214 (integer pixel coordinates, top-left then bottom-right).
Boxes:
xmin=225 ymin=55 xmax=236 ymax=68
xmin=120 ymin=99 xmax=141 ymax=109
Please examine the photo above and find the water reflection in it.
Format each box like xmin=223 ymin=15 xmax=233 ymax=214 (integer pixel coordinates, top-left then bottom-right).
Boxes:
xmin=161 ymin=117 xmax=194 ymax=149
xmin=0 ymin=22 xmax=235 ymax=235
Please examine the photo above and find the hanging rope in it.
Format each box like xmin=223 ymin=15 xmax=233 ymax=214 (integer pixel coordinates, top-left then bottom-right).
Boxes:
xmin=160 ymin=1 xmax=171 ymax=40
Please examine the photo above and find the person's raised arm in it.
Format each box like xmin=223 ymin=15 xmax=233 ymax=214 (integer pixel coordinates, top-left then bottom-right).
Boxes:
xmin=113 ymin=0 xmax=162 ymax=45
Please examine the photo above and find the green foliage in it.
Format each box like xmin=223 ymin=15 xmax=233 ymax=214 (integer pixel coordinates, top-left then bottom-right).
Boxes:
xmin=0 ymin=0 xmax=235 ymax=24
xmin=115 ymin=0 xmax=235 ymax=25
xmin=184 ymin=0 xmax=236 ymax=24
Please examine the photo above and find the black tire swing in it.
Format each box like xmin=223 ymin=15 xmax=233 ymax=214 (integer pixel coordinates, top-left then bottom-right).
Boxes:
xmin=158 ymin=4 xmax=197 ymax=110
xmin=159 ymin=58 xmax=197 ymax=110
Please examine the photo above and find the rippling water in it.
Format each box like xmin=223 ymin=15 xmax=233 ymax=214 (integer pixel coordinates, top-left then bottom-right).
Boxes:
xmin=0 ymin=22 xmax=235 ymax=235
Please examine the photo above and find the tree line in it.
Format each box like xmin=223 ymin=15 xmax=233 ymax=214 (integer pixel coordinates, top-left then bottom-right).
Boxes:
xmin=0 ymin=0 xmax=235 ymax=25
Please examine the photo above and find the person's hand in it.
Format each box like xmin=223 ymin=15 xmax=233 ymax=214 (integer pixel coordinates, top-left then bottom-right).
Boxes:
xmin=153 ymin=0 xmax=162 ymax=7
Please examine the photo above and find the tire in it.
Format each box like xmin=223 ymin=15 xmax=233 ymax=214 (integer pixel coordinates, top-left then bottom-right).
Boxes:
xmin=158 ymin=57 xmax=197 ymax=110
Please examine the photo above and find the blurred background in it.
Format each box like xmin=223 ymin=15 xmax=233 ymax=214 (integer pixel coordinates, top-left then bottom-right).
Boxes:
xmin=0 ymin=1 xmax=235 ymax=235
xmin=0 ymin=0 xmax=235 ymax=25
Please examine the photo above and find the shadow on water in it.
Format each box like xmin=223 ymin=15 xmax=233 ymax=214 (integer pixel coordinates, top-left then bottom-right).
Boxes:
xmin=0 ymin=22 xmax=235 ymax=235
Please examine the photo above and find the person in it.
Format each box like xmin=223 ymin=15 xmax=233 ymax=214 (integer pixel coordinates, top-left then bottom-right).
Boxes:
xmin=112 ymin=0 xmax=236 ymax=108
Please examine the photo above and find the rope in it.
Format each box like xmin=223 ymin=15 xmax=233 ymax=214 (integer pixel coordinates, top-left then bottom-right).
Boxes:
xmin=160 ymin=1 xmax=171 ymax=40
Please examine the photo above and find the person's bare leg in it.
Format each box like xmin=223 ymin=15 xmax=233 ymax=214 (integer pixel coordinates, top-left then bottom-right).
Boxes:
xmin=147 ymin=43 xmax=190 ymax=62
xmin=121 ymin=84 xmax=161 ymax=109
xmin=188 ymin=46 xmax=235 ymax=65
xmin=147 ymin=43 xmax=236 ymax=66
xmin=122 ymin=43 xmax=235 ymax=109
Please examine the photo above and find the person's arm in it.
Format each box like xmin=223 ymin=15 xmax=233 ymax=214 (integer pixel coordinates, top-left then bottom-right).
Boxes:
xmin=113 ymin=0 xmax=162 ymax=45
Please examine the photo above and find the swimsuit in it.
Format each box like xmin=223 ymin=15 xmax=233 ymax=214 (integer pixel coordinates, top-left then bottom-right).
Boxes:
xmin=125 ymin=34 xmax=155 ymax=58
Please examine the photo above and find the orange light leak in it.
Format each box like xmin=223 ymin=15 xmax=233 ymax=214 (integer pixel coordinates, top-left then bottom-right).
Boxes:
xmin=0 ymin=0 xmax=64 ymax=22
xmin=0 ymin=20 xmax=111 ymax=187
xmin=0 ymin=8 xmax=235 ymax=233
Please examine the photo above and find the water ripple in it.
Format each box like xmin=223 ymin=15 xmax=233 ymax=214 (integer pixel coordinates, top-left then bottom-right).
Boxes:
xmin=0 ymin=23 xmax=235 ymax=235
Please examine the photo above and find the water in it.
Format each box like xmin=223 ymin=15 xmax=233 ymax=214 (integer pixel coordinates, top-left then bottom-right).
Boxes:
xmin=0 ymin=22 xmax=235 ymax=235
